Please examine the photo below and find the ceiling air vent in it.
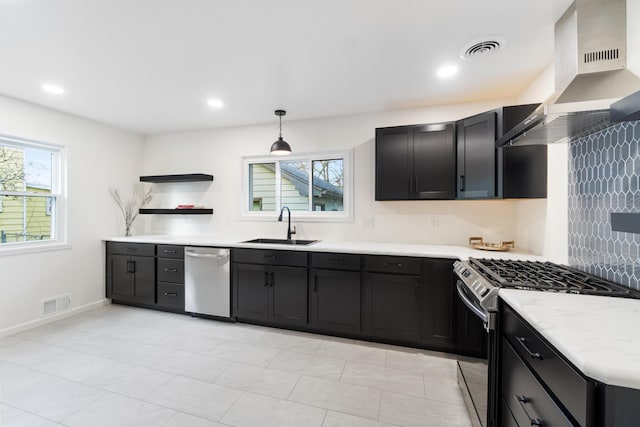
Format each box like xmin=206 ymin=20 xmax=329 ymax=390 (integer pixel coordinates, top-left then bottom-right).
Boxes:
xmin=461 ymin=38 xmax=504 ymax=60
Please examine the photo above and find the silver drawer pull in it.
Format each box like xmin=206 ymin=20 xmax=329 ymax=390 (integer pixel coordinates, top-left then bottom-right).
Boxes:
xmin=516 ymin=336 xmax=543 ymax=360
xmin=164 ymin=292 xmax=178 ymax=297
xmin=164 ymin=268 xmax=178 ymax=272
xmin=383 ymin=262 xmax=402 ymax=268
xmin=163 ymin=249 xmax=177 ymax=253
xmin=515 ymin=395 xmax=544 ymax=426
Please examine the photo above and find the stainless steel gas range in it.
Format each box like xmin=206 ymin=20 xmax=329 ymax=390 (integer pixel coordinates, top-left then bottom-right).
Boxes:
xmin=453 ymin=258 xmax=640 ymax=427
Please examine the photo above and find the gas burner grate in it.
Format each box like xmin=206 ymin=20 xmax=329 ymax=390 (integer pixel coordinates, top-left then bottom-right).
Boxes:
xmin=469 ymin=258 xmax=640 ymax=298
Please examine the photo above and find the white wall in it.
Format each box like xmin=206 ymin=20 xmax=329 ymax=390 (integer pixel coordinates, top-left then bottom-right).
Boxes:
xmin=143 ymin=99 xmax=522 ymax=246
xmin=0 ymin=95 xmax=144 ymax=335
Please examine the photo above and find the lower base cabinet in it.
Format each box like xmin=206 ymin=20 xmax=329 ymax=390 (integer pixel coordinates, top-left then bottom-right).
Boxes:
xmin=157 ymin=282 xmax=185 ymax=311
xmin=234 ymin=263 xmax=271 ymax=321
xmin=364 ymin=272 xmax=421 ymax=342
xmin=106 ymin=243 xmax=156 ymax=305
xmin=310 ymin=268 xmax=361 ymax=335
xmin=233 ymin=254 xmax=308 ymax=328
xmin=423 ymin=258 xmax=457 ymax=351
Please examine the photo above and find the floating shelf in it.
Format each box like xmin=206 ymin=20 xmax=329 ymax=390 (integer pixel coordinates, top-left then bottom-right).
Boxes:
xmin=139 ymin=208 xmax=213 ymax=215
xmin=139 ymin=173 xmax=214 ymax=183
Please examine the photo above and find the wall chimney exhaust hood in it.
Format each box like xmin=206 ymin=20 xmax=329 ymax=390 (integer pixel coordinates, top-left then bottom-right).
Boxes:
xmin=496 ymin=0 xmax=640 ymax=147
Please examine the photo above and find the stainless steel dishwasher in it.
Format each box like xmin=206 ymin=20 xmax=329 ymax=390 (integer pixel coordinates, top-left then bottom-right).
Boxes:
xmin=184 ymin=247 xmax=232 ymax=319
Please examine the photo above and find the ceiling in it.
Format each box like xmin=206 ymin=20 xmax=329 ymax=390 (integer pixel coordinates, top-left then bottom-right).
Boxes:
xmin=0 ymin=0 xmax=573 ymax=135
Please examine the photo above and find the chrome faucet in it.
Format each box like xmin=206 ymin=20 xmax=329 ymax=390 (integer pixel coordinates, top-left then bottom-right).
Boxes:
xmin=278 ymin=206 xmax=296 ymax=240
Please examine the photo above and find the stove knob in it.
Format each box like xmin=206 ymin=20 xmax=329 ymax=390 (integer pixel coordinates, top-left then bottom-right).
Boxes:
xmin=480 ymin=287 xmax=489 ymax=297
xmin=462 ymin=269 xmax=471 ymax=278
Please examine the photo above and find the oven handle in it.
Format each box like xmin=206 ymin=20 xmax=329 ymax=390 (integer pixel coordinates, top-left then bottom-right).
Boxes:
xmin=456 ymin=281 xmax=490 ymax=325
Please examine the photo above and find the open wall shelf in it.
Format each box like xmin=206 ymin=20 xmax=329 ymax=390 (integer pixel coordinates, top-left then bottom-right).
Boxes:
xmin=139 ymin=208 xmax=213 ymax=215
xmin=139 ymin=173 xmax=214 ymax=183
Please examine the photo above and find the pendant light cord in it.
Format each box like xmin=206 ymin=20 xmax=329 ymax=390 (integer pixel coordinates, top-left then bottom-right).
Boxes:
xmin=279 ymin=115 xmax=283 ymax=139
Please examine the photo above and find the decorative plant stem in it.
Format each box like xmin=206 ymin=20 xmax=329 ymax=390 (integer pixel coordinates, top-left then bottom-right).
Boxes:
xmin=109 ymin=187 xmax=152 ymax=236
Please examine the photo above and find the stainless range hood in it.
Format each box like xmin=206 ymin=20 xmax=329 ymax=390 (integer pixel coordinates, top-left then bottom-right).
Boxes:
xmin=497 ymin=0 xmax=640 ymax=147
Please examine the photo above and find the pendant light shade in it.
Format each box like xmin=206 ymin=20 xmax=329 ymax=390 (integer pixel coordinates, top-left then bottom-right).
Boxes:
xmin=270 ymin=109 xmax=292 ymax=155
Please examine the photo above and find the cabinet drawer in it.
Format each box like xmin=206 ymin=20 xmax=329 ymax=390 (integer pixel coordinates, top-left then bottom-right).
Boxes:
xmin=157 ymin=283 xmax=185 ymax=311
xmin=157 ymin=245 xmax=184 ymax=259
xmin=365 ymin=255 xmax=422 ymax=275
xmin=501 ymin=338 xmax=573 ymax=427
xmin=233 ymin=248 xmax=307 ymax=267
xmin=107 ymin=242 xmax=155 ymax=257
xmin=311 ymin=252 xmax=361 ymax=271
xmin=503 ymin=305 xmax=592 ymax=426
xmin=157 ymin=259 xmax=184 ymax=283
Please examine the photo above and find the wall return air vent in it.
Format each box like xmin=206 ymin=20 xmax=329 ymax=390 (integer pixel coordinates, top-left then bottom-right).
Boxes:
xmin=42 ymin=293 xmax=71 ymax=317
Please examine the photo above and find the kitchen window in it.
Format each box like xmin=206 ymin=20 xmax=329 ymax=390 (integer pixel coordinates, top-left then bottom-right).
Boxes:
xmin=242 ymin=150 xmax=352 ymax=222
xmin=0 ymin=135 xmax=67 ymax=254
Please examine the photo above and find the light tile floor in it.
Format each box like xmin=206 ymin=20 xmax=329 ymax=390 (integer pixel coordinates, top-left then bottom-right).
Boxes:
xmin=0 ymin=304 xmax=473 ymax=427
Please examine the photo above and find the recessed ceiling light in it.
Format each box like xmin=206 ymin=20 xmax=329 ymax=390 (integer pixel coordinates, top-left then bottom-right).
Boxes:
xmin=437 ymin=65 xmax=459 ymax=78
xmin=207 ymin=99 xmax=224 ymax=108
xmin=42 ymin=84 xmax=65 ymax=95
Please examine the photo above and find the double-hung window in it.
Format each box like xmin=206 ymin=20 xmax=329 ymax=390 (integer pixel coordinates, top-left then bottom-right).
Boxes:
xmin=242 ymin=150 xmax=352 ymax=221
xmin=0 ymin=135 xmax=66 ymax=253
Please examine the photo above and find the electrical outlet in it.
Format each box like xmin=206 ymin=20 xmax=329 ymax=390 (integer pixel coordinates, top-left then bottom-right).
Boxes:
xmin=362 ymin=216 xmax=374 ymax=228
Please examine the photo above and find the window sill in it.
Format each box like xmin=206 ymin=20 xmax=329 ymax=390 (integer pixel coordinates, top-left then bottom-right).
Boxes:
xmin=239 ymin=213 xmax=353 ymax=223
xmin=0 ymin=241 xmax=71 ymax=257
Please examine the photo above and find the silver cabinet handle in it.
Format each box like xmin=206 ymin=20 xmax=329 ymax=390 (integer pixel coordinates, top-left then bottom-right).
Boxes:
xmin=185 ymin=251 xmax=228 ymax=261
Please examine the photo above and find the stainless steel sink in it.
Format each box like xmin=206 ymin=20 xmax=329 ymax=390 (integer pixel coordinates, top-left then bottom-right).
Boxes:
xmin=243 ymin=238 xmax=319 ymax=246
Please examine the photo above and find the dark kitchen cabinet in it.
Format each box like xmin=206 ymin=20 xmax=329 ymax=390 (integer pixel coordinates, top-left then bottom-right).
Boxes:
xmin=364 ymin=255 xmax=422 ymax=343
xmin=156 ymin=245 xmax=185 ymax=312
xmin=233 ymin=248 xmax=308 ymax=328
xmin=501 ymin=303 xmax=595 ymax=426
xmin=496 ymin=103 xmax=547 ymax=199
xmin=375 ymin=123 xmax=455 ymax=200
xmin=106 ymin=242 xmax=155 ymax=305
xmin=501 ymin=145 xmax=547 ymax=198
xmin=234 ymin=263 xmax=270 ymax=321
xmin=456 ymin=111 xmax=497 ymax=199
xmin=310 ymin=252 xmax=362 ymax=335
xmin=422 ymin=258 xmax=456 ymax=351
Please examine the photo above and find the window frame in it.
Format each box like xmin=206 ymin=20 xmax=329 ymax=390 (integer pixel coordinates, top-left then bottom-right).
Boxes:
xmin=241 ymin=149 xmax=353 ymax=222
xmin=0 ymin=134 xmax=68 ymax=255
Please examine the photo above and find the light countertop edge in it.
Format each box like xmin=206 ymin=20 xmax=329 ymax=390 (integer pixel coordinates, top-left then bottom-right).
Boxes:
xmin=500 ymin=289 xmax=640 ymax=390
xmin=104 ymin=234 xmax=545 ymax=261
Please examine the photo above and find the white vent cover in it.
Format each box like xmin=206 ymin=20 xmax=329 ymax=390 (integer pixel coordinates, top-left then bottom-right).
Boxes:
xmin=460 ymin=37 xmax=505 ymax=60
xmin=42 ymin=293 xmax=71 ymax=317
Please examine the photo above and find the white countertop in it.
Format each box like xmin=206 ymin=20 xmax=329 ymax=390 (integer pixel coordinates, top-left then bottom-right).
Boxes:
xmin=500 ymin=289 xmax=640 ymax=389
xmin=105 ymin=234 xmax=545 ymax=261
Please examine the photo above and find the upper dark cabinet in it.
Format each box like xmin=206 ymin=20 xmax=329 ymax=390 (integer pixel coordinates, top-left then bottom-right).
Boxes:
xmin=456 ymin=111 xmax=497 ymax=199
xmin=375 ymin=123 xmax=455 ymax=200
xmin=501 ymin=145 xmax=547 ymax=199
xmin=456 ymin=104 xmax=546 ymax=200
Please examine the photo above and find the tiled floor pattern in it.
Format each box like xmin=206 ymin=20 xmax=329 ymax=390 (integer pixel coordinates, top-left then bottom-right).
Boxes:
xmin=0 ymin=304 xmax=473 ymax=426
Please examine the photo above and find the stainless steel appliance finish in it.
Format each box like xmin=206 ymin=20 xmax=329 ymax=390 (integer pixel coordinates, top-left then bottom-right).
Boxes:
xmin=496 ymin=0 xmax=640 ymax=147
xmin=454 ymin=257 xmax=640 ymax=427
xmin=184 ymin=247 xmax=231 ymax=319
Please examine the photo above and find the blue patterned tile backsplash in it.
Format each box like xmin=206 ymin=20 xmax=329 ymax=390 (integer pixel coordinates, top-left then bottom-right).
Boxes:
xmin=568 ymin=120 xmax=640 ymax=290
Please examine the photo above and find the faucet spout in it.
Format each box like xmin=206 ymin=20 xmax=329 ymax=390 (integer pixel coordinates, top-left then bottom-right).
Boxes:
xmin=278 ymin=206 xmax=296 ymax=240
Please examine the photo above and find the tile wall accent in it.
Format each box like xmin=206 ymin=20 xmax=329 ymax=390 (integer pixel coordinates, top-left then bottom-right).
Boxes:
xmin=568 ymin=121 xmax=640 ymax=290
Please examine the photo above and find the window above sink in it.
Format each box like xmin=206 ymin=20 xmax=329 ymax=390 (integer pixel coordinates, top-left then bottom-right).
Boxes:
xmin=241 ymin=150 xmax=352 ymax=223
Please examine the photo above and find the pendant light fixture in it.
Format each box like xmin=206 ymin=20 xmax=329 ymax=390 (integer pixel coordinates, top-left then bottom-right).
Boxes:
xmin=270 ymin=109 xmax=292 ymax=155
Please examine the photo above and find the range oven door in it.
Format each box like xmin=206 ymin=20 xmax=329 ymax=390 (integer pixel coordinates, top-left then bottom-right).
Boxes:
xmin=456 ymin=280 xmax=498 ymax=427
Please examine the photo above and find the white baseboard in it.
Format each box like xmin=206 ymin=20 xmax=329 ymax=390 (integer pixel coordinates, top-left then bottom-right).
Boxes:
xmin=0 ymin=299 xmax=110 ymax=338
